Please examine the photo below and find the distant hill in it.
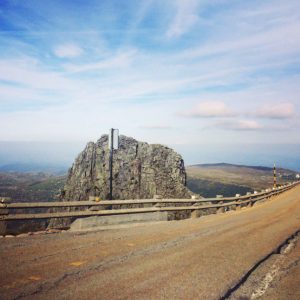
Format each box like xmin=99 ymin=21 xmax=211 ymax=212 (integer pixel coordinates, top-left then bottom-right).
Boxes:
xmin=195 ymin=163 xmax=273 ymax=171
xmin=193 ymin=163 xmax=296 ymax=173
xmin=186 ymin=163 xmax=298 ymax=197
xmin=0 ymin=163 xmax=68 ymax=175
xmin=0 ymin=172 xmax=66 ymax=202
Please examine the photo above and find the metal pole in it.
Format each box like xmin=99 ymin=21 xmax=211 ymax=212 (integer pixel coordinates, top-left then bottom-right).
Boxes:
xmin=109 ymin=129 xmax=114 ymax=200
xmin=274 ymin=163 xmax=277 ymax=188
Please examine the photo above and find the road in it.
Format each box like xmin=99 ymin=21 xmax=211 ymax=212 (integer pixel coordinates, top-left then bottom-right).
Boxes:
xmin=1 ymin=185 xmax=300 ymax=300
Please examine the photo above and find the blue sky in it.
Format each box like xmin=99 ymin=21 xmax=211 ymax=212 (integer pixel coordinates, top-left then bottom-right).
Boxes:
xmin=0 ymin=0 xmax=300 ymax=168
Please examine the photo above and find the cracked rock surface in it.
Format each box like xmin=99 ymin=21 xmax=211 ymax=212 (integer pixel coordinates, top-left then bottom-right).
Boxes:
xmin=61 ymin=135 xmax=190 ymax=201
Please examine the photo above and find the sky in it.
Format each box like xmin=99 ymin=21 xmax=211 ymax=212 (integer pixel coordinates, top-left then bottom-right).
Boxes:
xmin=0 ymin=0 xmax=300 ymax=169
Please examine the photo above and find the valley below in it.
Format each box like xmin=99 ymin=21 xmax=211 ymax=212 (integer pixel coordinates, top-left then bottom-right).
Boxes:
xmin=0 ymin=163 xmax=298 ymax=203
xmin=186 ymin=163 xmax=297 ymax=197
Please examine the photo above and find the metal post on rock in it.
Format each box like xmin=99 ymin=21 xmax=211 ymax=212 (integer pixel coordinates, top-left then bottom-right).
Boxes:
xmin=274 ymin=163 xmax=277 ymax=188
xmin=108 ymin=128 xmax=119 ymax=200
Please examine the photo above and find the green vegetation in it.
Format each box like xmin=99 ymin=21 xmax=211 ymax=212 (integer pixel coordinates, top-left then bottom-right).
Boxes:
xmin=186 ymin=163 xmax=297 ymax=197
xmin=0 ymin=172 xmax=67 ymax=234
xmin=187 ymin=178 xmax=253 ymax=198
xmin=0 ymin=172 xmax=66 ymax=202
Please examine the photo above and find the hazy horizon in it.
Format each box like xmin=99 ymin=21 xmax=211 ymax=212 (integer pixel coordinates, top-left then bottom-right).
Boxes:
xmin=1 ymin=140 xmax=300 ymax=172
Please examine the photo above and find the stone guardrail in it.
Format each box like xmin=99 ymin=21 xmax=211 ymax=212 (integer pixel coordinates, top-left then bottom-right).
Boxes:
xmin=0 ymin=182 xmax=298 ymax=224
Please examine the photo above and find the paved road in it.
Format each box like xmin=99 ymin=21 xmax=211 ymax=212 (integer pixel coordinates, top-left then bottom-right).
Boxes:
xmin=1 ymin=185 xmax=300 ymax=300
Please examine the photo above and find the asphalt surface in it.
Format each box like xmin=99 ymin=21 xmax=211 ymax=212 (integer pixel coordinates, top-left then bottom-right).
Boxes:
xmin=259 ymin=234 xmax=300 ymax=300
xmin=1 ymin=185 xmax=300 ymax=300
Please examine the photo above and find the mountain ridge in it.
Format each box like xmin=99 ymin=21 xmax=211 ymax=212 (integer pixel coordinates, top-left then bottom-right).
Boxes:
xmin=189 ymin=162 xmax=297 ymax=173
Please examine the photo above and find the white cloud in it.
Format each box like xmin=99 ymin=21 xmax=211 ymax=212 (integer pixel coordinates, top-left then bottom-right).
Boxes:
xmin=179 ymin=22 xmax=300 ymax=62
xmin=166 ymin=0 xmax=200 ymax=38
xmin=253 ymin=103 xmax=295 ymax=119
xmin=0 ymin=58 xmax=74 ymax=90
xmin=64 ymin=50 xmax=136 ymax=73
xmin=0 ymin=85 xmax=40 ymax=101
xmin=180 ymin=101 xmax=235 ymax=118
xmin=53 ymin=43 xmax=83 ymax=58
xmin=139 ymin=125 xmax=172 ymax=130
xmin=215 ymin=120 xmax=263 ymax=131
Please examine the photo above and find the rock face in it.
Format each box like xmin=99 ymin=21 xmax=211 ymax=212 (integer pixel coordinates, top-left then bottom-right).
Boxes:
xmin=61 ymin=135 xmax=191 ymax=201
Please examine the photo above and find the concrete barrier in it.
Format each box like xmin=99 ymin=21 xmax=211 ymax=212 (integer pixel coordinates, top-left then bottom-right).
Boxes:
xmin=0 ymin=197 xmax=10 ymax=235
xmin=0 ymin=221 xmax=7 ymax=236
xmin=70 ymin=211 xmax=169 ymax=231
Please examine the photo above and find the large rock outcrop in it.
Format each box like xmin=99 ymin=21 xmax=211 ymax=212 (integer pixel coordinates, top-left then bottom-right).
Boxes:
xmin=61 ymin=135 xmax=191 ymax=201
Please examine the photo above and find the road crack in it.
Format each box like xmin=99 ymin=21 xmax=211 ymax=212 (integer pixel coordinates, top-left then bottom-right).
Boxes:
xmin=219 ymin=229 xmax=300 ymax=300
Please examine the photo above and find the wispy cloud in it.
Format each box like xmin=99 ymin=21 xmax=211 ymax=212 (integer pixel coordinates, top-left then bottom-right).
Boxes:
xmin=214 ymin=120 xmax=264 ymax=131
xmin=180 ymin=101 xmax=235 ymax=118
xmin=53 ymin=43 xmax=83 ymax=58
xmin=64 ymin=50 xmax=136 ymax=73
xmin=139 ymin=125 xmax=172 ymax=130
xmin=166 ymin=0 xmax=200 ymax=38
xmin=252 ymin=103 xmax=296 ymax=119
xmin=212 ymin=119 xmax=294 ymax=132
xmin=0 ymin=58 xmax=74 ymax=90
